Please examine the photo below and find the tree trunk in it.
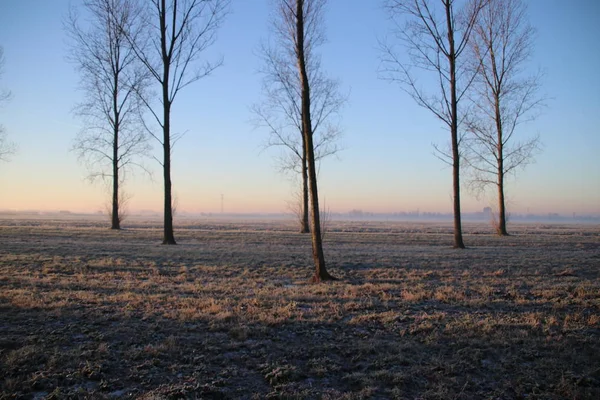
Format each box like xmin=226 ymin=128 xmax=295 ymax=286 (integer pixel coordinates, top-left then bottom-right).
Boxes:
xmin=497 ymin=175 xmax=508 ymax=235
xmin=446 ymin=1 xmax=465 ymax=249
xmin=296 ymin=0 xmax=335 ymax=282
xmin=162 ymin=98 xmax=176 ymax=245
xmin=160 ymin=0 xmax=176 ymax=245
xmin=111 ymin=73 xmax=120 ymax=230
xmin=300 ymin=150 xmax=310 ymax=233
xmin=495 ymin=98 xmax=508 ymax=236
xmin=111 ymin=129 xmax=120 ymax=230
xmin=451 ymin=134 xmax=464 ymax=248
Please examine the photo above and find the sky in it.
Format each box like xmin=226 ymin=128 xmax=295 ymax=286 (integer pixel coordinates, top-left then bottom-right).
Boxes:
xmin=0 ymin=0 xmax=598 ymax=216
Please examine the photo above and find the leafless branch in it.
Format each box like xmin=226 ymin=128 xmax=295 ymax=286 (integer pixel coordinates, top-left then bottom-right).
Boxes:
xmin=116 ymin=0 xmax=229 ymax=242
xmin=66 ymin=0 xmax=152 ymax=186
xmin=463 ymin=0 xmax=543 ymax=194
xmin=252 ymin=6 xmax=346 ymax=177
xmin=0 ymin=47 xmax=16 ymax=162
xmin=252 ymin=0 xmax=345 ymax=238
xmin=462 ymin=0 xmax=544 ymax=234
xmin=380 ymin=0 xmax=487 ymax=248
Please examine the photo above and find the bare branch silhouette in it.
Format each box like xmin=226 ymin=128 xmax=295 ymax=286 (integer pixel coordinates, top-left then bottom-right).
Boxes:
xmin=261 ymin=0 xmax=339 ymax=282
xmin=252 ymin=18 xmax=346 ymax=233
xmin=65 ymin=0 xmax=152 ymax=229
xmin=118 ymin=0 xmax=229 ymax=244
xmin=380 ymin=0 xmax=487 ymax=248
xmin=0 ymin=47 xmax=16 ymax=162
xmin=463 ymin=0 xmax=544 ymax=235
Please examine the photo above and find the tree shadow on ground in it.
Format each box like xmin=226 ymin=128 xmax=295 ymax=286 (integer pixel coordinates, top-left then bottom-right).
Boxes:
xmin=2 ymin=286 xmax=599 ymax=399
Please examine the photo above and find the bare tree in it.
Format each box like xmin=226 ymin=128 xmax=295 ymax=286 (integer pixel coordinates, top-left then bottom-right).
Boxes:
xmin=380 ymin=0 xmax=487 ymax=249
xmin=252 ymin=27 xmax=345 ymax=233
xmin=66 ymin=0 xmax=150 ymax=230
xmin=0 ymin=46 xmax=16 ymax=162
xmin=122 ymin=0 xmax=228 ymax=244
xmin=464 ymin=0 xmax=543 ymax=235
xmin=266 ymin=0 xmax=337 ymax=282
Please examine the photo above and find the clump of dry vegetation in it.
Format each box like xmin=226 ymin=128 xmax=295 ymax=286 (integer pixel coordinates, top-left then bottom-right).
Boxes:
xmin=1 ymin=218 xmax=599 ymax=398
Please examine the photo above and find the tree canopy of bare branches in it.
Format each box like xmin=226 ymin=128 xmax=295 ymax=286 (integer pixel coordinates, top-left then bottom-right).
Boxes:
xmin=252 ymin=6 xmax=345 ymax=233
xmin=122 ymin=0 xmax=229 ymax=244
xmin=464 ymin=0 xmax=543 ymax=235
xmin=380 ymin=0 xmax=487 ymax=248
xmin=0 ymin=46 xmax=16 ymax=162
xmin=66 ymin=0 xmax=151 ymax=230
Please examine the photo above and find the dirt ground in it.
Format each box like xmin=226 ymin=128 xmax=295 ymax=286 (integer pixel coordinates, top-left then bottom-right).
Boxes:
xmin=1 ymin=217 xmax=599 ymax=399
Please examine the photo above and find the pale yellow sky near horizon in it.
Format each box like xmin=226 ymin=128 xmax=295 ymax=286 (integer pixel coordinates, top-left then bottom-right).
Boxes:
xmin=1 ymin=169 xmax=597 ymax=216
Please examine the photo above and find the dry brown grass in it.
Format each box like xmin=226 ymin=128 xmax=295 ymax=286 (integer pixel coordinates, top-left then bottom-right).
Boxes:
xmin=0 ymin=218 xmax=599 ymax=399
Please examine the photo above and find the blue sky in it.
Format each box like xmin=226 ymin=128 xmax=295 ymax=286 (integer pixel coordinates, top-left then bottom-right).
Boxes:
xmin=0 ymin=0 xmax=598 ymax=215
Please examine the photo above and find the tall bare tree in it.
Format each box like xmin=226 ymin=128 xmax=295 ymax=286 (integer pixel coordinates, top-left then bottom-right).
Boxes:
xmin=0 ymin=46 xmax=16 ymax=162
xmin=464 ymin=0 xmax=543 ymax=235
xmin=66 ymin=0 xmax=150 ymax=230
xmin=252 ymin=30 xmax=345 ymax=233
xmin=381 ymin=0 xmax=487 ymax=248
xmin=266 ymin=0 xmax=336 ymax=281
xmin=123 ymin=0 xmax=228 ymax=244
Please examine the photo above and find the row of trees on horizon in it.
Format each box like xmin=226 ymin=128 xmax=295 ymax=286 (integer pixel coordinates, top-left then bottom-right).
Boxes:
xmin=0 ymin=0 xmax=544 ymax=283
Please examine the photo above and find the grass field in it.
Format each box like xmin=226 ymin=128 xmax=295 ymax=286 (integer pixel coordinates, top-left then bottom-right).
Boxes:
xmin=1 ymin=217 xmax=599 ymax=399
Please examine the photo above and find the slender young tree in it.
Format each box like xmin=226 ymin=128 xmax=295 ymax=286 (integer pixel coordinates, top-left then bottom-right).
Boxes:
xmin=267 ymin=0 xmax=337 ymax=281
xmin=0 ymin=46 xmax=15 ymax=162
xmin=252 ymin=34 xmax=345 ymax=233
xmin=66 ymin=0 xmax=150 ymax=229
xmin=465 ymin=0 xmax=543 ymax=235
xmin=123 ymin=0 xmax=228 ymax=244
xmin=380 ymin=0 xmax=487 ymax=248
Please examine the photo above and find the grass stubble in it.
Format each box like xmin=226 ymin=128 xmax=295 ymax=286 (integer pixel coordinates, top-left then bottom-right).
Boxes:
xmin=0 ymin=218 xmax=598 ymax=399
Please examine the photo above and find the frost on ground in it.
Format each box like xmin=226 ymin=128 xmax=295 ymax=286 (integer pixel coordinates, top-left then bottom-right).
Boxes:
xmin=0 ymin=217 xmax=599 ymax=399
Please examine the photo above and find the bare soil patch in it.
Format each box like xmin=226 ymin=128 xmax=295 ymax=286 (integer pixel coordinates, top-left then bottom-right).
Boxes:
xmin=1 ymin=219 xmax=599 ymax=399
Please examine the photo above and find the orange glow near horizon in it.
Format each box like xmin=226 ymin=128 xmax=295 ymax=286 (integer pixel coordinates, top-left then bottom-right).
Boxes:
xmin=3 ymin=194 xmax=599 ymax=216
xmin=1 ymin=164 xmax=598 ymax=216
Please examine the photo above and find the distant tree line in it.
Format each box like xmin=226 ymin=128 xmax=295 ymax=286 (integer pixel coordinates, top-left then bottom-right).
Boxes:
xmin=53 ymin=0 xmax=544 ymax=282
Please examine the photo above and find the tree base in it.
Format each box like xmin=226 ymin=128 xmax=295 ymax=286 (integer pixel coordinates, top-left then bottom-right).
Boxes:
xmin=162 ymin=239 xmax=177 ymax=245
xmin=300 ymin=221 xmax=310 ymax=233
xmin=110 ymin=226 xmax=121 ymax=230
xmin=310 ymin=271 xmax=338 ymax=283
